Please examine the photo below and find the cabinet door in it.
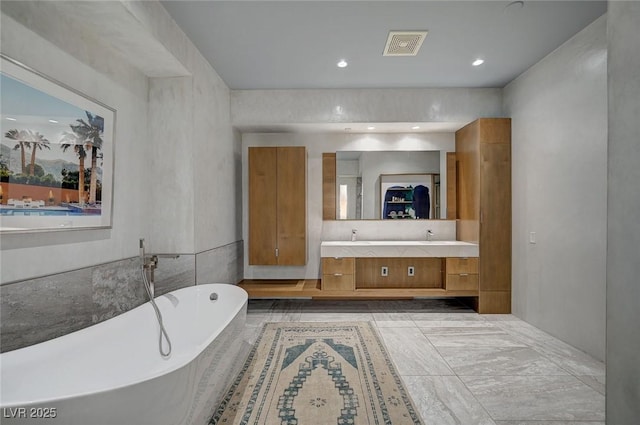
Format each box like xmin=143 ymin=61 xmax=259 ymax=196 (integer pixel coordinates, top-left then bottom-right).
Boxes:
xmin=249 ymin=147 xmax=278 ymax=265
xmin=276 ymin=147 xmax=307 ymax=265
xmin=322 ymin=257 xmax=355 ymax=275
xmin=480 ymin=142 xmax=511 ymax=291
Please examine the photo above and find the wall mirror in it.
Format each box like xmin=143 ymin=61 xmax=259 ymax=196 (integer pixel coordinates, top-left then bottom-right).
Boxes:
xmin=334 ymin=151 xmax=444 ymax=220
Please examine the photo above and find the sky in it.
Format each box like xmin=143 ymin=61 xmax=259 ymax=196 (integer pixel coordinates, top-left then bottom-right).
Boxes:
xmin=1 ymin=73 xmax=104 ymax=165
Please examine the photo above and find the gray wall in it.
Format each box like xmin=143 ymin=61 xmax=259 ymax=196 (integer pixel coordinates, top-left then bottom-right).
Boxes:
xmin=503 ymin=16 xmax=608 ymax=361
xmin=232 ymin=88 xmax=503 ymax=127
xmin=0 ymin=5 xmax=148 ymax=283
xmin=0 ymin=2 xmax=243 ymax=351
xmin=606 ymin=2 xmax=640 ymax=422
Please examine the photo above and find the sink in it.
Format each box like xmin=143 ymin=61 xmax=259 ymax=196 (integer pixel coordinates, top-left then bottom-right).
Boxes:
xmin=320 ymin=240 xmax=479 ymax=258
xmin=321 ymin=240 xmax=470 ymax=246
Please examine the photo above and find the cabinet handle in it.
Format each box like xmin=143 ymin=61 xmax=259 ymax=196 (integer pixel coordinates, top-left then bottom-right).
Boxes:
xmin=334 ymin=257 xmax=343 ymax=260
xmin=459 ymin=273 xmax=469 ymax=277
xmin=275 ymin=248 xmax=279 ymax=257
xmin=333 ymin=273 xmax=343 ymax=277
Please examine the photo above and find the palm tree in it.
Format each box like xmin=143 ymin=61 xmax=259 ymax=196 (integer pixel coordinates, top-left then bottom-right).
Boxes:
xmin=71 ymin=112 xmax=104 ymax=204
xmin=28 ymin=131 xmax=50 ymax=176
xmin=59 ymin=131 xmax=87 ymax=204
xmin=5 ymin=129 xmax=30 ymax=174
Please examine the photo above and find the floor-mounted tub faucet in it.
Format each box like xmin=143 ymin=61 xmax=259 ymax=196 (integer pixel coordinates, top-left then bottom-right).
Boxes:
xmin=351 ymin=229 xmax=358 ymax=242
xmin=427 ymin=229 xmax=434 ymax=241
xmin=139 ymin=239 xmax=180 ymax=299
xmin=140 ymin=239 xmax=157 ymax=298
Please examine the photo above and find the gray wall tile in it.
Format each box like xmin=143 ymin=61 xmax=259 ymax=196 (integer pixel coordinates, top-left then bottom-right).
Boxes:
xmin=92 ymin=258 xmax=147 ymax=323
xmin=1 ymin=268 xmax=94 ymax=352
xmin=196 ymin=241 xmax=243 ymax=284
xmin=153 ymin=254 xmax=196 ymax=296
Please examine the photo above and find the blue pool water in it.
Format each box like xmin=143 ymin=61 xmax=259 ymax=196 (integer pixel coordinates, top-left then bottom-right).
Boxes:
xmin=0 ymin=208 xmax=86 ymax=216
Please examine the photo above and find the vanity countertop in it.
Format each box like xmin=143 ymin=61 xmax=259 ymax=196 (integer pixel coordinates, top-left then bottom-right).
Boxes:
xmin=320 ymin=240 xmax=479 ymax=258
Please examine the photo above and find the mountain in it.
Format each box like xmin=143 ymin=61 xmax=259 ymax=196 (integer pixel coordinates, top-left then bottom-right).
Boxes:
xmin=1 ymin=142 xmax=79 ymax=177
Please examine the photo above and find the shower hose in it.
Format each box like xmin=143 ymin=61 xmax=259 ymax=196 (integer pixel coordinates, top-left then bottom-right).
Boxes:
xmin=141 ymin=265 xmax=172 ymax=357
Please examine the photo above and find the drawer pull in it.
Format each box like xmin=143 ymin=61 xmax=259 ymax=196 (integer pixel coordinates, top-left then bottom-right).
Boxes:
xmin=334 ymin=257 xmax=343 ymax=260
xmin=459 ymin=273 xmax=469 ymax=277
xmin=333 ymin=273 xmax=343 ymax=277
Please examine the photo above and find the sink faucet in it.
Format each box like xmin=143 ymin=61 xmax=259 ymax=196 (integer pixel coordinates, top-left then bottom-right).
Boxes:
xmin=427 ymin=229 xmax=434 ymax=241
xmin=351 ymin=229 xmax=358 ymax=241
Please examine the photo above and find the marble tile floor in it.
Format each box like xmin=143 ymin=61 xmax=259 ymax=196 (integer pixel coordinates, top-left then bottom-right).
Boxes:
xmin=244 ymin=299 xmax=605 ymax=425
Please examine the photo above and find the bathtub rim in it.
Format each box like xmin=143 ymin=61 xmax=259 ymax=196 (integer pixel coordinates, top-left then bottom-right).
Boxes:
xmin=0 ymin=283 xmax=248 ymax=408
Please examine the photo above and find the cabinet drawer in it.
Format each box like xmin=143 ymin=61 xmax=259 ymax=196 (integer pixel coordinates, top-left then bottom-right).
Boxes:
xmin=446 ymin=257 xmax=479 ymax=274
xmin=446 ymin=273 xmax=479 ymax=291
xmin=322 ymin=274 xmax=355 ymax=291
xmin=322 ymin=257 xmax=355 ymax=275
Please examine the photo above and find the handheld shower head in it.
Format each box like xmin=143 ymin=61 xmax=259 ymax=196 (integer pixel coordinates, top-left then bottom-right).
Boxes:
xmin=139 ymin=238 xmax=145 ymax=261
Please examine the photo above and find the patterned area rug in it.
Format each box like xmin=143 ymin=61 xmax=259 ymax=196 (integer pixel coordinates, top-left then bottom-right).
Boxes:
xmin=210 ymin=322 xmax=424 ymax=425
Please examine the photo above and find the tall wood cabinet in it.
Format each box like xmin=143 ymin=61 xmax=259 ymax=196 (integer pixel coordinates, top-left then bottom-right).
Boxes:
xmin=249 ymin=146 xmax=307 ymax=265
xmin=455 ymin=118 xmax=511 ymax=313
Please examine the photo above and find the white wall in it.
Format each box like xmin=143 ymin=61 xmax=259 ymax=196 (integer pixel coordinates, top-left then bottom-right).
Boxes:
xmin=146 ymin=55 xmax=240 ymax=254
xmin=241 ymin=132 xmax=455 ymax=280
xmin=504 ymin=15 xmax=607 ymax=360
xmin=0 ymin=7 xmax=148 ymax=283
xmin=137 ymin=1 xmax=240 ymax=255
xmin=606 ymin=1 xmax=640 ymax=421
xmin=232 ymin=88 xmax=503 ymax=126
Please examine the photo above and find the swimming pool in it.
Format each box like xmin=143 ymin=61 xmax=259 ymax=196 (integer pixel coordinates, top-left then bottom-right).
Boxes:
xmin=0 ymin=207 xmax=84 ymax=216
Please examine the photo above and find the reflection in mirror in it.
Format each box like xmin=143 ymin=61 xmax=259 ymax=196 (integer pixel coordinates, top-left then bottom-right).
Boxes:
xmin=380 ymin=173 xmax=440 ymax=220
xmin=336 ymin=151 xmax=443 ymax=220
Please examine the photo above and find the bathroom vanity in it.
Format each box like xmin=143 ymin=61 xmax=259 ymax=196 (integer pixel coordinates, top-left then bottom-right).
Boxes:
xmin=319 ymin=240 xmax=479 ymax=297
xmin=239 ymin=240 xmax=479 ymax=299
xmin=241 ymin=118 xmax=511 ymax=312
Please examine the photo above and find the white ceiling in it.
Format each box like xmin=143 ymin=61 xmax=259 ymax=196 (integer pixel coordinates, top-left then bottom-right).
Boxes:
xmin=161 ymin=0 xmax=607 ymax=90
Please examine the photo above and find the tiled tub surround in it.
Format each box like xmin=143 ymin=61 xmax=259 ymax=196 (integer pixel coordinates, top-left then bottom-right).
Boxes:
xmin=244 ymin=299 xmax=605 ymax=424
xmin=196 ymin=241 xmax=244 ymax=285
xmin=0 ymin=241 xmax=243 ymax=353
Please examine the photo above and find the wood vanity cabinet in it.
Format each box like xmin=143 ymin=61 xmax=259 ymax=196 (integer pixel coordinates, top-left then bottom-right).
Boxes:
xmin=248 ymin=146 xmax=306 ymax=265
xmin=355 ymin=258 xmax=443 ymax=289
xmin=456 ymin=118 xmax=511 ymax=313
xmin=444 ymin=257 xmax=479 ymax=291
xmin=322 ymin=257 xmax=355 ymax=291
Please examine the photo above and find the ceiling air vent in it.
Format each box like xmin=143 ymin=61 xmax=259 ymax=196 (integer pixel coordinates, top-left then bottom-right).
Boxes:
xmin=383 ymin=31 xmax=428 ymax=56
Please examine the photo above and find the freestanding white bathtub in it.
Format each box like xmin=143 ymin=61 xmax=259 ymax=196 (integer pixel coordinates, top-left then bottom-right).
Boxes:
xmin=0 ymin=283 xmax=248 ymax=425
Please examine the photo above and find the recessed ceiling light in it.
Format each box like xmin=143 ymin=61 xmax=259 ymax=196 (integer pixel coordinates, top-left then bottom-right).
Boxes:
xmin=412 ymin=126 xmax=420 ymax=130
xmin=367 ymin=126 xmax=375 ymax=130
xmin=6 ymin=117 xmax=16 ymax=121
xmin=337 ymin=59 xmax=348 ymax=68
xmin=472 ymin=59 xmax=485 ymax=66
xmin=48 ymin=119 xmax=59 ymax=123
